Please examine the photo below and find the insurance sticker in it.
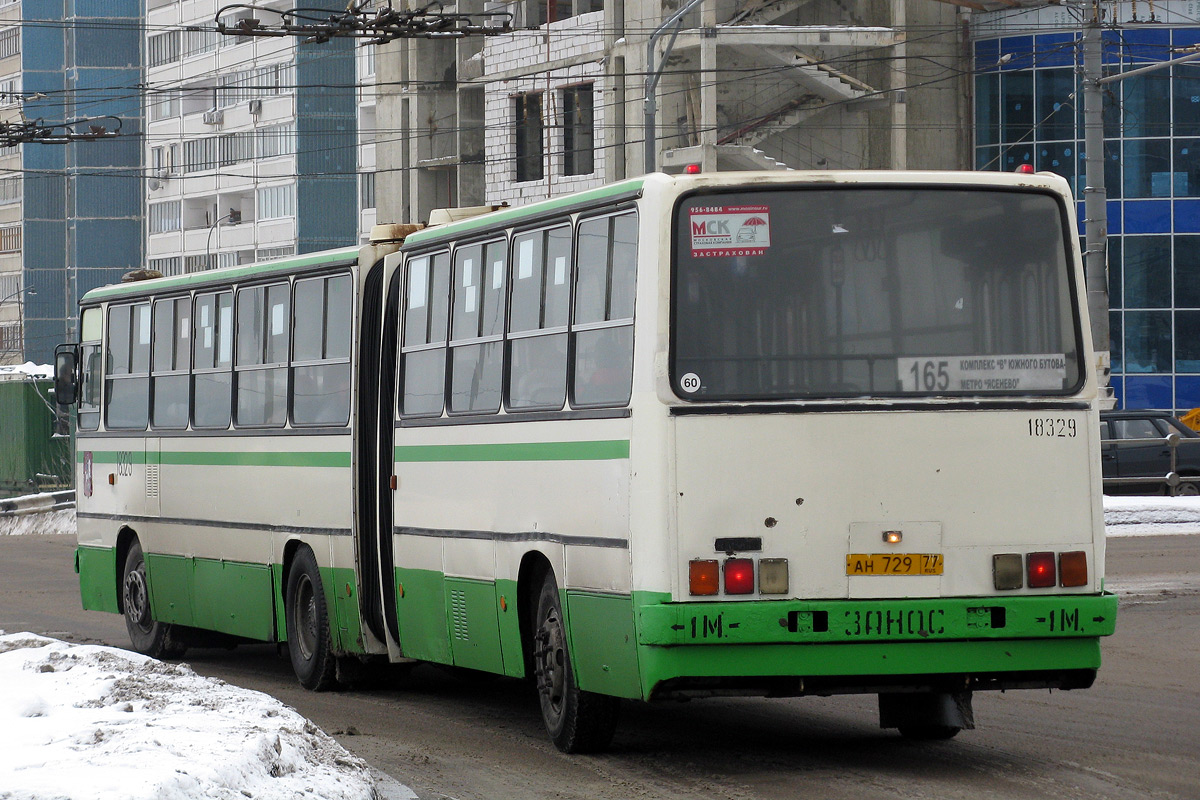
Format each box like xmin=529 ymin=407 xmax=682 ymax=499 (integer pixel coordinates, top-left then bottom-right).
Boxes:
xmin=897 ymin=354 xmax=1066 ymax=392
xmin=689 ymin=205 xmax=771 ymax=257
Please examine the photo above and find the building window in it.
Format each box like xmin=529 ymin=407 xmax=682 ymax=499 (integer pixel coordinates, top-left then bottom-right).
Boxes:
xmin=182 ymin=27 xmax=219 ymax=58
xmin=0 ymin=224 xmax=20 ymax=253
xmin=257 ymin=185 xmax=295 ymax=220
xmin=562 ymin=85 xmax=594 ymax=176
xmin=0 ymin=323 xmax=19 ymax=355
xmin=257 ymin=123 xmax=296 ymax=159
xmin=514 ymin=93 xmax=544 ymax=182
xmin=360 ymin=171 xmax=376 ymax=210
xmin=0 ymin=74 xmax=20 ymax=106
xmin=148 ymin=31 xmax=181 ymax=67
xmin=0 ymin=27 xmax=19 ymax=59
xmin=150 ymin=91 xmax=180 ymax=122
xmin=185 ymin=254 xmax=215 ymax=272
xmin=149 ymin=201 xmax=182 ymax=234
xmin=256 ymin=245 xmax=294 ymax=261
xmin=0 ymin=175 xmax=19 ymax=205
xmin=148 ymin=257 xmax=182 ymax=276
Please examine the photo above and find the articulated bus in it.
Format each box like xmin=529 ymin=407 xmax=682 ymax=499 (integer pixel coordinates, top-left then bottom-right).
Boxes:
xmin=55 ymin=171 xmax=1117 ymax=753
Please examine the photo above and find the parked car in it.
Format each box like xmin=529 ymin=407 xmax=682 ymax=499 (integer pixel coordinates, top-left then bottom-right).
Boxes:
xmin=1099 ymin=409 xmax=1200 ymax=495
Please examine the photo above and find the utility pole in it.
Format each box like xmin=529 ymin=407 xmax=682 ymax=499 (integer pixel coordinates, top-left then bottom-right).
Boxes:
xmin=1079 ymin=2 xmax=1200 ymax=402
xmin=1080 ymin=2 xmax=1110 ymax=400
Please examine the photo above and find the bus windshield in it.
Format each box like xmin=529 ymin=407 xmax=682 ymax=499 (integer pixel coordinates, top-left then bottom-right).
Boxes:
xmin=672 ymin=186 xmax=1083 ymax=400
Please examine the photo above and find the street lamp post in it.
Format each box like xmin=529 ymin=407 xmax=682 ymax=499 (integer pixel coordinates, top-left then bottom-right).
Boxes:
xmin=204 ymin=208 xmax=242 ymax=272
xmin=0 ymin=286 xmax=35 ymax=363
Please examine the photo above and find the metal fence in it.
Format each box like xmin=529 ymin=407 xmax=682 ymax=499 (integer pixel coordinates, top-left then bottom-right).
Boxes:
xmin=0 ymin=490 xmax=75 ymax=516
xmin=1102 ymin=432 xmax=1200 ymax=496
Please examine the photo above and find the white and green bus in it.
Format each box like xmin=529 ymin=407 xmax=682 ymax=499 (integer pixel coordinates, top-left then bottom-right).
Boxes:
xmin=56 ymin=171 xmax=1118 ymax=753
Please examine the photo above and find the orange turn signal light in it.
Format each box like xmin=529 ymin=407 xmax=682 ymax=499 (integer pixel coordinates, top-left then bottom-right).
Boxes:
xmin=689 ymin=559 xmax=720 ymax=596
xmin=1059 ymin=551 xmax=1088 ymax=587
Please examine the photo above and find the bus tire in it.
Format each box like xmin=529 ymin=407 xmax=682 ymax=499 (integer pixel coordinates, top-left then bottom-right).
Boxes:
xmin=285 ymin=547 xmax=338 ymax=691
xmin=533 ymin=573 xmax=620 ymax=753
xmin=122 ymin=540 xmax=186 ymax=659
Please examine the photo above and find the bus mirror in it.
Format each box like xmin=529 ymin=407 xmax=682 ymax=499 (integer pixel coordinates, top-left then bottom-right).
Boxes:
xmin=53 ymin=344 xmax=79 ymax=406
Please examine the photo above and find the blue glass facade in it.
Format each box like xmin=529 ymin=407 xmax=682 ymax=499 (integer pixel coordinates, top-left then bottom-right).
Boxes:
xmin=975 ymin=23 xmax=1200 ymax=412
xmin=20 ymin=0 xmax=143 ymax=364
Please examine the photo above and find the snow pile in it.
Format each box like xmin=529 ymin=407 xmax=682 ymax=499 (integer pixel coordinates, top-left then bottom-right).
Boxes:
xmin=0 ymin=507 xmax=76 ymax=537
xmin=1103 ymin=495 xmax=1200 ymax=536
xmin=0 ymin=362 xmax=53 ymax=380
xmin=0 ymin=633 xmax=377 ymax=800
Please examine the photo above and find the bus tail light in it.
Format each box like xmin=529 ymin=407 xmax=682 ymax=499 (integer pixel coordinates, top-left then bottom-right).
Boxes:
xmin=759 ymin=558 xmax=789 ymax=594
xmin=1059 ymin=551 xmax=1088 ymax=587
xmin=992 ymin=553 xmax=1023 ymax=590
xmin=723 ymin=558 xmax=755 ymax=594
xmin=1027 ymin=552 xmax=1056 ymax=588
xmin=689 ymin=559 xmax=720 ymax=596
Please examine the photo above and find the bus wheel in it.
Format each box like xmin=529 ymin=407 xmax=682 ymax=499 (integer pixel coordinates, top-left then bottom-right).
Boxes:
xmin=532 ymin=574 xmax=619 ymax=753
xmin=122 ymin=540 xmax=186 ymax=659
xmin=285 ymin=547 xmax=338 ymax=691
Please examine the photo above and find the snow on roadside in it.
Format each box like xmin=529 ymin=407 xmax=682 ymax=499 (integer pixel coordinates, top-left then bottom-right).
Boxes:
xmin=1103 ymin=496 xmax=1200 ymax=537
xmin=0 ymin=508 xmax=76 ymax=537
xmin=0 ymin=632 xmax=380 ymax=800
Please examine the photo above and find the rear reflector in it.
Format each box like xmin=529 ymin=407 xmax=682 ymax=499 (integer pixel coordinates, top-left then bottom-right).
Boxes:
xmin=758 ymin=558 xmax=789 ymax=594
xmin=1059 ymin=551 xmax=1088 ymax=587
xmin=1027 ymin=551 xmax=1057 ymax=588
xmin=689 ymin=559 xmax=720 ymax=596
xmin=723 ymin=558 xmax=755 ymax=594
xmin=993 ymin=553 xmax=1023 ymax=590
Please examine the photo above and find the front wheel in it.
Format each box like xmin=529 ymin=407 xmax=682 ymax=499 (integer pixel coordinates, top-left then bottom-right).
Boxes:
xmin=285 ymin=547 xmax=338 ymax=691
xmin=532 ymin=573 xmax=619 ymax=753
xmin=122 ymin=540 xmax=186 ymax=659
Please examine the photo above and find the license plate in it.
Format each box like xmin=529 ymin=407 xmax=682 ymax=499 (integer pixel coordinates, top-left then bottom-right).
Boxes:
xmin=846 ymin=553 xmax=944 ymax=576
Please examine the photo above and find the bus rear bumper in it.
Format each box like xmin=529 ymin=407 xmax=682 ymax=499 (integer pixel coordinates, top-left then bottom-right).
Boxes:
xmin=634 ymin=593 xmax=1116 ymax=701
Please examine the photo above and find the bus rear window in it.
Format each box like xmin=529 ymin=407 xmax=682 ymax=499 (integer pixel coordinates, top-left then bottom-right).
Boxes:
xmin=671 ymin=187 xmax=1083 ymax=400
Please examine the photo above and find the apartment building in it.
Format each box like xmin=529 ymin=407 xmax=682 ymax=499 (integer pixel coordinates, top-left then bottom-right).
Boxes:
xmin=13 ymin=0 xmax=143 ymax=365
xmin=144 ymin=0 xmax=362 ymax=277
xmin=376 ymin=0 xmax=967 ymax=224
xmin=0 ymin=0 xmax=21 ymax=364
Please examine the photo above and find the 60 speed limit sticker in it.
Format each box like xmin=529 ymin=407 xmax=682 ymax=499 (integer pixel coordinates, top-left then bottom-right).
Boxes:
xmin=679 ymin=373 xmax=702 ymax=393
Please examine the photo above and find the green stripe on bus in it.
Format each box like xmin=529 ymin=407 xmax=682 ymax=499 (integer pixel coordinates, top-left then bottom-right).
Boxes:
xmin=79 ymin=450 xmax=351 ymax=468
xmin=82 ymin=247 xmax=360 ymax=302
xmin=394 ymin=440 xmax=630 ymax=463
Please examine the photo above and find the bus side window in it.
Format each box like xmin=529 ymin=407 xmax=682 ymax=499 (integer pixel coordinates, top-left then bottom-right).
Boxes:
xmin=78 ymin=307 xmax=102 ymax=431
xmin=105 ymin=302 xmax=150 ymax=430
xmin=401 ymin=251 xmax=450 ymax=417
xmin=293 ymin=274 xmax=352 ymax=426
xmin=448 ymin=239 xmax=505 ymax=414
xmin=572 ymin=211 xmax=636 ymax=408
xmin=151 ymin=296 xmax=191 ymax=430
xmin=235 ymin=282 xmax=290 ymax=427
xmin=508 ymin=225 xmax=571 ymax=411
xmin=193 ymin=291 xmax=233 ymax=429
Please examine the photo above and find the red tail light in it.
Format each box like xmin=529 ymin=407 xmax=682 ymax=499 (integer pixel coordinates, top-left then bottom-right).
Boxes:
xmin=723 ymin=558 xmax=755 ymax=594
xmin=1027 ymin=551 xmax=1056 ymax=588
